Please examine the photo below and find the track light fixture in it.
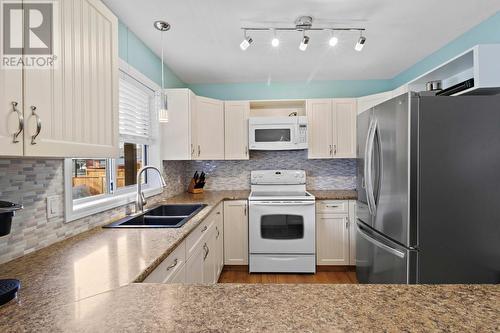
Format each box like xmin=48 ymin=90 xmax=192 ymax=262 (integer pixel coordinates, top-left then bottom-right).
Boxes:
xmin=240 ymin=30 xmax=253 ymax=51
xmin=355 ymin=33 xmax=367 ymax=52
xmin=240 ymin=16 xmax=366 ymax=52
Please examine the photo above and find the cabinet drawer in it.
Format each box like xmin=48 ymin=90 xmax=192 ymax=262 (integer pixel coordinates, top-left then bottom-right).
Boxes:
xmin=186 ymin=208 xmax=217 ymax=259
xmin=316 ymin=200 xmax=349 ymax=214
xmin=143 ymin=241 xmax=186 ymax=283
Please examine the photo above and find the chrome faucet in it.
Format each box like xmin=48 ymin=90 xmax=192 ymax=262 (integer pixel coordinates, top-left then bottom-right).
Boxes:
xmin=136 ymin=166 xmax=167 ymax=213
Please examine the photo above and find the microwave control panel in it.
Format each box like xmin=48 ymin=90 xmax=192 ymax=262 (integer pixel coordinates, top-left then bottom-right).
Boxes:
xmin=297 ymin=124 xmax=307 ymax=144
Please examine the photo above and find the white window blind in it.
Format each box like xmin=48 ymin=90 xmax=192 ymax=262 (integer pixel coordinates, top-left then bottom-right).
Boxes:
xmin=118 ymin=72 xmax=153 ymax=144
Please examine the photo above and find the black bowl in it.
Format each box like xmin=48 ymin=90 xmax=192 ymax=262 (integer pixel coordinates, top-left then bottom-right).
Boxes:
xmin=0 ymin=201 xmax=23 ymax=237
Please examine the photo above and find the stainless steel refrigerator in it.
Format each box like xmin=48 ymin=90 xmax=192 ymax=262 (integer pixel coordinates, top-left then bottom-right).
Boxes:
xmin=356 ymin=92 xmax=500 ymax=284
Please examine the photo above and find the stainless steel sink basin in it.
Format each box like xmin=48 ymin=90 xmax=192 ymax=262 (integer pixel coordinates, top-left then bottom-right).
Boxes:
xmin=103 ymin=204 xmax=206 ymax=228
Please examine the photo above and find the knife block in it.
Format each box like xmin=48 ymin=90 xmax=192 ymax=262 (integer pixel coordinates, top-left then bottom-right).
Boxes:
xmin=187 ymin=179 xmax=204 ymax=194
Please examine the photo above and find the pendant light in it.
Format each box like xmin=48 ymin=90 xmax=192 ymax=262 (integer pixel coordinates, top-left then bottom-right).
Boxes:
xmin=154 ymin=20 xmax=171 ymax=123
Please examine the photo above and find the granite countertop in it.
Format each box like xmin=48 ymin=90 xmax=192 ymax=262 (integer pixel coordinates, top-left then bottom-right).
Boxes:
xmin=0 ymin=191 xmax=248 ymax=316
xmin=1 ymin=189 xmax=498 ymax=332
xmin=309 ymin=189 xmax=358 ymax=200
xmin=1 ymin=283 xmax=498 ymax=332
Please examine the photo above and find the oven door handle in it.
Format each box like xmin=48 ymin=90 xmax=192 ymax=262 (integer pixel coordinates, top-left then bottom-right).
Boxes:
xmin=249 ymin=201 xmax=315 ymax=206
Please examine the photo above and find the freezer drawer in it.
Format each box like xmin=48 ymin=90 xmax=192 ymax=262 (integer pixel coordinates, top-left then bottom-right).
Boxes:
xmin=356 ymin=220 xmax=417 ymax=284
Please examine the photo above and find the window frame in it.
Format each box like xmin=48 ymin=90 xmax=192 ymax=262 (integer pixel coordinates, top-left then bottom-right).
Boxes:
xmin=64 ymin=60 xmax=162 ymax=223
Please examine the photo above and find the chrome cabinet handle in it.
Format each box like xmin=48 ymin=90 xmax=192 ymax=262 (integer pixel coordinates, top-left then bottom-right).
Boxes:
xmin=244 ymin=205 xmax=247 ymax=216
xmin=191 ymin=144 xmax=195 ymax=157
xmin=201 ymin=225 xmax=208 ymax=233
xmin=325 ymin=204 xmax=339 ymax=208
xmin=166 ymin=258 xmax=178 ymax=271
xmin=333 ymin=144 xmax=337 ymax=155
xmin=203 ymin=243 xmax=209 ymax=260
xmin=216 ymin=226 xmax=220 ymax=239
xmin=329 ymin=144 xmax=333 ymax=156
xmin=30 ymin=106 xmax=41 ymax=145
xmin=345 ymin=218 xmax=349 ymax=229
xmin=198 ymin=145 xmax=201 ymax=157
xmin=216 ymin=211 xmax=221 ymax=215
xmin=245 ymin=146 xmax=248 ymax=156
xmin=11 ymin=101 xmax=23 ymax=143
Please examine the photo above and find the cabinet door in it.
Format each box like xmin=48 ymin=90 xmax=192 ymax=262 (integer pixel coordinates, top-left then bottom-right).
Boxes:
xmin=223 ymin=201 xmax=248 ymax=265
xmin=23 ymin=0 xmax=118 ymax=158
xmin=214 ymin=208 xmax=224 ymax=279
xmin=0 ymin=68 xmax=23 ymax=156
xmin=160 ymin=89 xmax=194 ymax=160
xmin=169 ymin=264 xmax=186 ymax=283
xmin=194 ymin=96 xmax=224 ymax=160
xmin=332 ymin=99 xmax=357 ymax=158
xmin=316 ymin=214 xmax=350 ymax=265
xmin=224 ymin=101 xmax=249 ymax=160
xmin=348 ymin=201 xmax=356 ymax=265
xmin=202 ymin=233 xmax=216 ymax=284
xmin=185 ymin=244 xmax=205 ymax=283
xmin=306 ymin=99 xmax=333 ymax=159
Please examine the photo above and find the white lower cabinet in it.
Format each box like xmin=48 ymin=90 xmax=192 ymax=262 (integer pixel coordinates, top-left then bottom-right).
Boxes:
xmin=146 ymin=202 xmax=224 ymax=285
xmin=316 ymin=200 xmax=356 ymax=266
xmin=143 ymin=241 xmax=187 ymax=283
xmin=223 ymin=200 xmax=248 ymax=265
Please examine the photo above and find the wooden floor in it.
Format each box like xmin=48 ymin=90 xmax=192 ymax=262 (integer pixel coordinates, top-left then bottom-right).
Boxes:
xmin=218 ymin=266 xmax=358 ymax=284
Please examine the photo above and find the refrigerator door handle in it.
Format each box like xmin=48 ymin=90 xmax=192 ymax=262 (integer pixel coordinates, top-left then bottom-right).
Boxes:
xmin=356 ymin=220 xmax=405 ymax=259
xmin=364 ymin=118 xmax=375 ymax=215
xmin=365 ymin=119 xmax=378 ymax=216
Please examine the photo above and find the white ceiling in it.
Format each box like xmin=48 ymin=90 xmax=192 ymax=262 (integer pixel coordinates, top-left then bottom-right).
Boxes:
xmin=103 ymin=0 xmax=500 ymax=84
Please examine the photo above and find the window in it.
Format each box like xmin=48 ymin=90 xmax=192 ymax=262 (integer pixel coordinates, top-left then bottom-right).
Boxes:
xmin=64 ymin=62 xmax=161 ymax=222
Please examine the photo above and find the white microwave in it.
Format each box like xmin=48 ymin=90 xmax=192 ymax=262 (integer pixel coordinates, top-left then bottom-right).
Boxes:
xmin=248 ymin=116 xmax=308 ymax=150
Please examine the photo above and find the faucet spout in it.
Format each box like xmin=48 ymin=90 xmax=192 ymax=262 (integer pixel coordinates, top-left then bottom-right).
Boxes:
xmin=136 ymin=166 xmax=166 ymax=213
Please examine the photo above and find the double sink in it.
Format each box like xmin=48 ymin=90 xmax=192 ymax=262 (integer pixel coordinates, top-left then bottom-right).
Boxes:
xmin=104 ymin=204 xmax=207 ymax=228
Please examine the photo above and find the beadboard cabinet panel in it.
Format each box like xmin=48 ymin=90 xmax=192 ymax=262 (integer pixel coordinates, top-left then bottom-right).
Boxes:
xmin=23 ymin=0 xmax=118 ymax=158
xmin=0 ymin=68 xmax=23 ymax=156
xmin=332 ymin=99 xmax=357 ymax=158
xmin=306 ymin=99 xmax=333 ymax=159
xmin=193 ymin=96 xmax=225 ymax=160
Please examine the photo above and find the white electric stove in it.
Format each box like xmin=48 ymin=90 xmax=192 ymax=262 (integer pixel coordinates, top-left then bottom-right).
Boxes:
xmin=248 ymin=170 xmax=316 ymax=273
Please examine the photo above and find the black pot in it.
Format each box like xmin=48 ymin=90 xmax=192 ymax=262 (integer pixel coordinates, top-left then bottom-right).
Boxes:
xmin=0 ymin=201 xmax=23 ymax=237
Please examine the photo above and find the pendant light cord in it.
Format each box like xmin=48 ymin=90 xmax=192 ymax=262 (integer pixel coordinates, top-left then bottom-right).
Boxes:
xmin=161 ymin=31 xmax=165 ymax=90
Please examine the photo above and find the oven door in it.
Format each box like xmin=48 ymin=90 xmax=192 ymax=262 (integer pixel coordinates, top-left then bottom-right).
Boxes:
xmin=249 ymin=124 xmax=298 ymax=150
xmin=249 ymin=201 xmax=315 ymax=254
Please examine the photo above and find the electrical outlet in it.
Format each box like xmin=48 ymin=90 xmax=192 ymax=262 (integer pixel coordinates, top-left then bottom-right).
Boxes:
xmin=46 ymin=195 xmax=60 ymax=219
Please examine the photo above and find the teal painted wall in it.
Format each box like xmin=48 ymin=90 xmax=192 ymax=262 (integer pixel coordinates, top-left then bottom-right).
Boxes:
xmin=188 ymin=80 xmax=393 ymax=100
xmin=392 ymin=11 xmax=500 ymax=88
xmin=118 ymin=21 xmax=185 ymax=88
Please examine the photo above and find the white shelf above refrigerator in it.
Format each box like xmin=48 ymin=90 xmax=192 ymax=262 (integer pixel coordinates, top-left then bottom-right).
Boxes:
xmin=408 ymin=44 xmax=500 ymax=96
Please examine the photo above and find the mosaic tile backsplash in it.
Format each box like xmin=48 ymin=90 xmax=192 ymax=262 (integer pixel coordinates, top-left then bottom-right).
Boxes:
xmin=186 ymin=150 xmax=357 ymax=190
xmin=0 ymin=159 xmax=187 ymax=265
xmin=0 ymin=151 xmax=356 ymax=264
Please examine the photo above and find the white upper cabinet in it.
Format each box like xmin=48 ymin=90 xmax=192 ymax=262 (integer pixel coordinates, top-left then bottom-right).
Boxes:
xmin=306 ymin=99 xmax=333 ymax=159
xmin=307 ymin=98 xmax=356 ymax=159
xmin=193 ymin=96 xmax=225 ymax=160
xmin=0 ymin=68 xmax=23 ymax=156
xmin=224 ymin=101 xmax=249 ymax=160
xmin=160 ymin=89 xmax=196 ymax=160
xmin=1 ymin=0 xmax=119 ymax=158
xmin=332 ymin=99 xmax=357 ymax=158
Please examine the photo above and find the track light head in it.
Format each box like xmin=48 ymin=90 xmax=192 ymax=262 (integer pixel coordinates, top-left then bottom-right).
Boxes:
xmin=271 ymin=29 xmax=280 ymax=47
xmin=299 ymin=35 xmax=309 ymax=51
xmin=329 ymin=36 xmax=338 ymax=47
xmin=240 ymin=30 xmax=253 ymax=51
xmin=355 ymin=35 xmax=366 ymax=51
